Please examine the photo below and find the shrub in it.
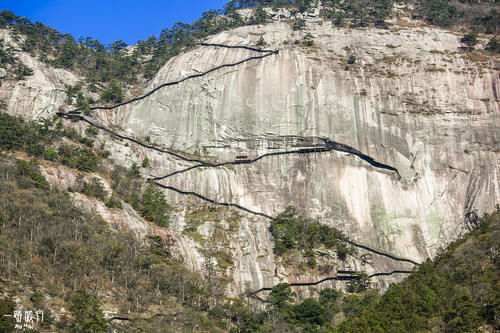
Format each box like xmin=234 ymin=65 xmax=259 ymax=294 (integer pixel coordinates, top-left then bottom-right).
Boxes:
xmin=85 ymin=125 xmax=98 ymax=137
xmin=0 ymin=298 xmax=15 ymax=332
xmin=0 ymin=39 xmax=16 ymax=68
xmin=14 ymin=63 xmax=34 ymax=80
xmin=0 ymin=113 xmax=24 ymax=150
xmin=100 ymin=80 xmax=123 ymax=103
xmin=76 ymin=176 xmax=108 ymax=201
xmin=70 ymin=290 xmax=107 ymax=333
xmin=303 ymin=33 xmax=314 ymax=46
xmin=64 ymin=84 xmax=81 ymax=104
xmin=346 ymin=272 xmax=370 ymax=293
xmin=334 ymin=12 xmax=344 ymax=26
xmin=111 ymin=165 xmax=143 ymax=208
xmin=461 ymin=32 xmax=478 ymax=51
xmin=78 ymin=136 xmax=93 ymax=147
xmin=0 ymin=113 xmax=50 ymax=152
xmin=16 ymin=159 xmax=49 ymax=190
xmin=58 ymin=144 xmax=76 ymax=168
xmin=256 ymin=36 xmax=267 ymax=46
xmin=418 ymin=0 xmax=463 ymax=27
xmin=250 ymin=6 xmax=269 ymax=25
xmin=292 ymin=298 xmax=326 ymax=326
xmin=76 ymin=148 xmax=99 ymax=172
xmin=268 ymin=283 xmax=295 ymax=311
xmin=292 ymin=18 xmax=306 ymax=30
xmin=269 ymin=206 xmax=356 ymax=263
xmin=105 ymin=196 xmax=123 ymax=209
xmin=131 ymin=162 xmax=140 ymax=176
xmin=485 ymin=37 xmax=499 ymax=52
xmin=43 ymin=148 xmax=58 ymax=161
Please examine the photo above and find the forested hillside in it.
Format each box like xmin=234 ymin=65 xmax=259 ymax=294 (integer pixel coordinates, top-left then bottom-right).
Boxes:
xmin=0 ymin=100 xmax=498 ymax=332
xmin=0 ymin=0 xmax=499 ymax=331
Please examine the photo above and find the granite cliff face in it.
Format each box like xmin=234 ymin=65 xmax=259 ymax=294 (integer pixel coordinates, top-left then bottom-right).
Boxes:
xmin=0 ymin=30 xmax=79 ymax=119
xmin=1 ymin=11 xmax=499 ymax=297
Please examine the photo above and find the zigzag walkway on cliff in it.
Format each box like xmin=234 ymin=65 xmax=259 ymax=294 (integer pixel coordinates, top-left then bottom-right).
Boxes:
xmin=154 ymin=181 xmax=420 ymax=266
xmin=58 ymin=111 xmax=417 ymax=266
xmin=58 ymin=42 xmax=399 ymax=178
xmin=59 ymin=111 xmax=400 ymax=180
xmin=248 ymin=270 xmax=414 ymax=300
xmin=150 ymin=136 xmax=400 ymax=181
xmin=56 ymin=42 xmax=418 ymax=267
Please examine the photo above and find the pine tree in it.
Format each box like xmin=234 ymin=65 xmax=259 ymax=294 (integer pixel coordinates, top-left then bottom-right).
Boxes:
xmin=461 ymin=32 xmax=478 ymax=51
xmin=70 ymin=290 xmax=107 ymax=333
xmin=141 ymin=182 xmax=170 ymax=226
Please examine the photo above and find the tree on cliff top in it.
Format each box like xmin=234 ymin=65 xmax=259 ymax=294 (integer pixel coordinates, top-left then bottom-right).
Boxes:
xmin=461 ymin=32 xmax=478 ymax=51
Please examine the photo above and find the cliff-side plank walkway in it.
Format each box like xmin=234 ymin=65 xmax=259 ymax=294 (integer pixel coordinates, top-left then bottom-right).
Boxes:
xmin=57 ymin=109 xmax=415 ymax=266
xmin=59 ymin=110 xmax=401 ymax=179
xmin=250 ymin=270 xmax=414 ymax=295
xmin=154 ymin=181 xmax=420 ymax=266
xmin=61 ymin=43 xmax=277 ymax=114
xmin=57 ymin=43 xmax=419 ymax=291
xmin=150 ymin=137 xmax=400 ymax=181
xmin=58 ymin=42 xmax=399 ymax=178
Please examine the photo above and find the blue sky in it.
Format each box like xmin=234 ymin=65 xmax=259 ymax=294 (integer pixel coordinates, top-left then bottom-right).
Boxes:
xmin=2 ymin=0 xmax=227 ymax=45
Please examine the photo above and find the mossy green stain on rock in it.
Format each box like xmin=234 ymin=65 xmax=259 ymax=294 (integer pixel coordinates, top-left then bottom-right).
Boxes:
xmin=426 ymin=211 xmax=444 ymax=239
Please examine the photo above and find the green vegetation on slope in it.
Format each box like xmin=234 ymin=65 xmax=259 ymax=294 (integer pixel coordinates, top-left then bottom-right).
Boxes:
xmin=0 ymin=2 xmax=281 ymax=91
xmin=1 ymin=0 xmax=497 ymax=96
xmin=0 ymin=112 xmax=100 ymax=171
xmin=270 ymin=206 xmax=357 ymax=267
xmin=0 ymin=151 xmax=234 ymax=332
xmin=0 ymin=1 xmax=498 ymax=330
xmin=3 ymin=108 xmax=498 ymax=331
xmin=0 ymin=111 xmax=171 ymax=227
xmin=336 ymin=207 xmax=500 ymax=332
xmin=234 ymin=208 xmax=500 ymax=332
xmin=141 ymin=181 xmax=171 ymax=227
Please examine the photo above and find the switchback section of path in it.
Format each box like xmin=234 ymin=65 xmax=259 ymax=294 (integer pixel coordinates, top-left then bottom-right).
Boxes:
xmin=60 ymin=112 xmax=400 ymax=180
xmin=57 ymin=42 xmax=419 ymax=271
xmin=154 ymin=181 xmax=420 ymax=266
xmin=149 ymin=135 xmax=401 ymax=181
xmin=56 ymin=111 xmax=417 ymax=266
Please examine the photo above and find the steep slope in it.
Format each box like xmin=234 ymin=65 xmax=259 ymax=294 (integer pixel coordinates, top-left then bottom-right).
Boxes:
xmin=222 ymin=207 xmax=500 ymax=332
xmin=1 ymin=8 xmax=499 ymax=299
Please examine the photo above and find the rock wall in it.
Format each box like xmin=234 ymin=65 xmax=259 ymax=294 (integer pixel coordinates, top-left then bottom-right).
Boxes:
xmin=0 ymin=29 xmax=79 ymax=119
xmin=98 ymin=20 xmax=498 ymax=292
xmin=2 ymin=15 xmax=499 ymax=297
